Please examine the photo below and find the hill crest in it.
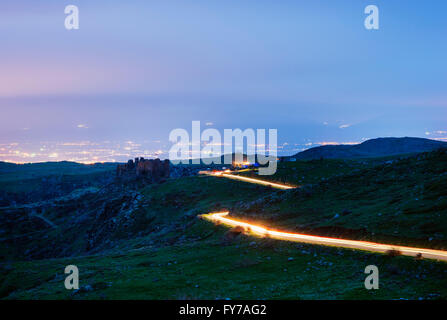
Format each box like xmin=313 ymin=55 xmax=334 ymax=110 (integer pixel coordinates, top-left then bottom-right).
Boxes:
xmin=292 ymin=137 xmax=447 ymax=160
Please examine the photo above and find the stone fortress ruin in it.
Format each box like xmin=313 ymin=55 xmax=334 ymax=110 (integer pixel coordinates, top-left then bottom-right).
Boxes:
xmin=116 ymin=158 xmax=170 ymax=182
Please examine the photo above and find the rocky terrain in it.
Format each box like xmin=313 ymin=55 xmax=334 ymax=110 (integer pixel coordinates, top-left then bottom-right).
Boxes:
xmin=1 ymin=146 xmax=447 ymax=300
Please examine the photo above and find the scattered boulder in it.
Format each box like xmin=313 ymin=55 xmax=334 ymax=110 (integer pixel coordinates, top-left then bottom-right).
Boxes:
xmin=222 ymin=226 xmax=245 ymax=243
xmin=386 ymin=249 xmax=402 ymax=257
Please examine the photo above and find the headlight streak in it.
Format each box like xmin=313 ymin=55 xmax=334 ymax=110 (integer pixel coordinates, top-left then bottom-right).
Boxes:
xmin=201 ymin=212 xmax=447 ymax=262
xmin=199 ymin=171 xmax=295 ymax=190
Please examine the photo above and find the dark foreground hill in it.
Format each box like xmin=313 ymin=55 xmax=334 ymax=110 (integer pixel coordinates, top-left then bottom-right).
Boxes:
xmin=1 ymin=148 xmax=447 ymax=299
xmin=292 ymin=137 xmax=447 ymax=160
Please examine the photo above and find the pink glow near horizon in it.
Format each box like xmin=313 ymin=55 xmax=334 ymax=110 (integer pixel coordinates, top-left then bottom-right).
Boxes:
xmin=0 ymin=140 xmax=169 ymax=164
xmin=1 ymin=134 xmax=446 ymax=164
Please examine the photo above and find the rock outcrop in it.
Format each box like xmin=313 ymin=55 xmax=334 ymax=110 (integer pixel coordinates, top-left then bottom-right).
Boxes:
xmin=116 ymin=158 xmax=170 ymax=182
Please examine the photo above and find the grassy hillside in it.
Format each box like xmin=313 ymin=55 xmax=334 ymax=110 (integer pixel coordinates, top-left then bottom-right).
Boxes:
xmin=0 ymin=174 xmax=270 ymax=262
xmin=233 ymin=149 xmax=447 ymax=249
xmin=3 ymin=223 xmax=447 ymax=300
xmin=1 ymin=150 xmax=447 ymax=300
xmin=237 ymin=158 xmax=371 ymax=187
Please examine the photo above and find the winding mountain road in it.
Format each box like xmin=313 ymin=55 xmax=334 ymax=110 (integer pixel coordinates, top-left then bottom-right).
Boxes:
xmin=200 ymin=170 xmax=447 ymax=262
xmin=199 ymin=170 xmax=295 ymax=190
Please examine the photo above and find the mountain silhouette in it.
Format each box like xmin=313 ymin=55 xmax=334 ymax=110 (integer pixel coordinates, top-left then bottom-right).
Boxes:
xmin=292 ymin=137 xmax=447 ymax=160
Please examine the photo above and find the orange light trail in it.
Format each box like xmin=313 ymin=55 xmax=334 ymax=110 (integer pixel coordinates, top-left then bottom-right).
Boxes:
xmin=201 ymin=212 xmax=447 ymax=262
xmin=199 ymin=171 xmax=295 ymax=190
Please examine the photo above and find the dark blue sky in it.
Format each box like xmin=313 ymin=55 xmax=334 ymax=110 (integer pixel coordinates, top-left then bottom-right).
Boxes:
xmin=0 ymin=0 xmax=446 ymax=162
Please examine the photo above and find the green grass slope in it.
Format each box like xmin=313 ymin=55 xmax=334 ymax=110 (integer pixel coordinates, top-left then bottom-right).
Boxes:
xmin=233 ymin=149 xmax=447 ymax=249
xmin=1 ymin=151 xmax=447 ymax=300
xmin=2 ymin=221 xmax=447 ymax=300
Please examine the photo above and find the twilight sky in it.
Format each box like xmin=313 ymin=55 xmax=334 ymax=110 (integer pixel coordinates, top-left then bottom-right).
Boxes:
xmin=0 ymin=0 xmax=446 ymax=163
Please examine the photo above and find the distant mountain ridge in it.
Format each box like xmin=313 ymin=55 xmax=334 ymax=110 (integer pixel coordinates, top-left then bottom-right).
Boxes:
xmin=292 ymin=137 xmax=447 ymax=160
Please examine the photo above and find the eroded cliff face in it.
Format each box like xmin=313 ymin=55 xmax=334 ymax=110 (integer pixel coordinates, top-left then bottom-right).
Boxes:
xmin=116 ymin=158 xmax=170 ymax=182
